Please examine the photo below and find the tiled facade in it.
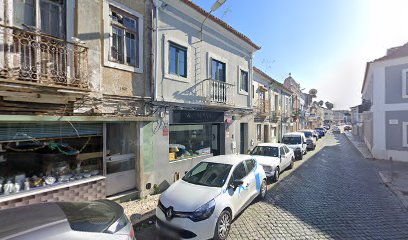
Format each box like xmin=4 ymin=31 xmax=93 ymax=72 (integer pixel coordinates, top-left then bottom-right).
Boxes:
xmin=0 ymin=178 xmax=106 ymax=210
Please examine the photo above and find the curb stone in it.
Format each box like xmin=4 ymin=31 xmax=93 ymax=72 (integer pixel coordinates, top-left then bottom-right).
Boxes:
xmin=379 ymin=171 xmax=408 ymax=210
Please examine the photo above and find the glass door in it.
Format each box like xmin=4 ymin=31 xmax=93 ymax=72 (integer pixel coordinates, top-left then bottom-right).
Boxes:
xmin=104 ymin=122 xmax=138 ymax=196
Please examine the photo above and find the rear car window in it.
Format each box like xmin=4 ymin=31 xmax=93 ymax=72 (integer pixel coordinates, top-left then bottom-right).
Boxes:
xmin=56 ymin=201 xmax=122 ymax=233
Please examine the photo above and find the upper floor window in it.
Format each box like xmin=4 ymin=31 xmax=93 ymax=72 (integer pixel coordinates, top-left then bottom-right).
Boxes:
xmin=169 ymin=42 xmax=187 ymax=78
xmin=13 ymin=0 xmax=65 ymax=38
xmin=211 ymin=59 xmax=226 ymax=82
xmin=240 ymin=70 xmax=249 ymax=92
xmin=109 ymin=7 xmax=139 ymax=67
xmin=402 ymin=69 xmax=408 ymax=98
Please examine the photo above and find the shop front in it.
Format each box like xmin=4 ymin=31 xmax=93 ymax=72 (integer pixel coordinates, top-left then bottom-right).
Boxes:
xmin=0 ymin=116 xmax=151 ymax=210
xmin=168 ymin=110 xmax=225 ymax=161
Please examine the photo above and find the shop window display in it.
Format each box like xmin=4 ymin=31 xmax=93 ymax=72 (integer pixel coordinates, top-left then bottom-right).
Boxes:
xmin=169 ymin=124 xmax=213 ymax=161
xmin=0 ymin=122 xmax=103 ymax=197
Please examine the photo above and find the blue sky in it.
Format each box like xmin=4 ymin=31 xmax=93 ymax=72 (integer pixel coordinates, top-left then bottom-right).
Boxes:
xmin=193 ymin=0 xmax=408 ymax=109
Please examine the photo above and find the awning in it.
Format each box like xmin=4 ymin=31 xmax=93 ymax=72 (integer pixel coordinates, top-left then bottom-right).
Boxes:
xmin=0 ymin=115 xmax=156 ymax=122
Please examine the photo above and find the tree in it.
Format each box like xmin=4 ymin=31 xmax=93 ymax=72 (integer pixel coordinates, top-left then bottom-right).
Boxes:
xmin=318 ymin=100 xmax=324 ymax=106
xmin=325 ymin=101 xmax=334 ymax=110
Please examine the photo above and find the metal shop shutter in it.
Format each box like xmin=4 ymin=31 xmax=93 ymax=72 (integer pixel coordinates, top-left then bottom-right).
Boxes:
xmin=0 ymin=122 xmax=103 ymax=142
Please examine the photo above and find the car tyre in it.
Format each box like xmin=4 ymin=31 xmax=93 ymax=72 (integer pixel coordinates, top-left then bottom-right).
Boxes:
xmin=258 ymin=179 xmax=267 ymax=200
xmin=214 ymin=210 xmax=232 ymax=240
xmin=299 ymin=153 xmax=303 ymax=160
xmin=273 ymin=167 xmax=280 ymax=182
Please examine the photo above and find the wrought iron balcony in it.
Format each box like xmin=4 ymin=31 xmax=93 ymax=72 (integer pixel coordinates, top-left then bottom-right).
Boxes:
xmin=0 ymin=24 xmax=89 ymax=90
xmin=256 ymin=100 xmax=270 ymax=117
xmin=270 ymin=111 xmax=280 ymax=122
xmin=199 ymin=79 xmax=234 ymax=105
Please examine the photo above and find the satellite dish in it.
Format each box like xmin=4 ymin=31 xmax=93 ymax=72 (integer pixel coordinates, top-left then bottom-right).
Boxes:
xmin=309 ymin=89 xmax=317 ymax=95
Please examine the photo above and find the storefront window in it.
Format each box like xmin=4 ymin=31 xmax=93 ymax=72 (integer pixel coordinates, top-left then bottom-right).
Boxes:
xmin=105 ymin=123 xmax=136 ymax=174
xmin=169 ymin=124 xmax=213 ymax=161
xmin=0 ymin=122 xmax=103 ymax=197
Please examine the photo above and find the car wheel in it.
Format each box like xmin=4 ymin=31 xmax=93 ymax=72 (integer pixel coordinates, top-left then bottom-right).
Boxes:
xmin=258 ymin=179 xmax=267 ymax=200
xmin=299 ymin=153 xmax=303 ymax=160
xmin=214 ymin=210 xmax=232 ymax=240
xmin=288 ymin=157 xmax=294 ymax=169
xmin=273 ymin=167 xmax=280 ymax=182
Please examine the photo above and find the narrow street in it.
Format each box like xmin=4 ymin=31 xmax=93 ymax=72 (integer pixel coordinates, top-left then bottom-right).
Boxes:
xmin=136 ymin=132 xmax=408 ymax=239
xmin=228 ymin=132 xmax=408 ymax=239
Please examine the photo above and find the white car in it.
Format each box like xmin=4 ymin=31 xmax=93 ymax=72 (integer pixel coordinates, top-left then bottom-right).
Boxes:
xmin=281 ymin=132 xmax=308 ymax=160
xmin=156 ymin=155 xmax=267 ymax=240
xmin=298 ymin=129 xmax=317 ymax=150
xmin=250 ymin=143 xmax=295 ymax=181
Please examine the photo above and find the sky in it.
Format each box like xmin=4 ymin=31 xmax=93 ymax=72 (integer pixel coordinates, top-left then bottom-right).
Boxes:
xmin=192 ymin=0 xmax=408 ymax=109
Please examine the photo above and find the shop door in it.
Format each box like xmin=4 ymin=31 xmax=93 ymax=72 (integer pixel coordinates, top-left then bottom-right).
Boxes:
xmin=104 ymin=123 xmax=138 ymax=196
xmin=211 ymin=124 xmax=220 ymax=155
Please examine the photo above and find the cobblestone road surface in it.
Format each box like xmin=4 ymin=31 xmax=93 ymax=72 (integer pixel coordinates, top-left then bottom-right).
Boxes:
xmin=228 ymin=133 xmax=408 ymax=239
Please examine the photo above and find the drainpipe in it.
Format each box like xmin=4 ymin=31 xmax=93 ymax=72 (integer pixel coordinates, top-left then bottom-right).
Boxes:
xmin=249 ymin=53 xmax=253 ymax=108
xmin=152 ymin=0 xmax=160 ymax=101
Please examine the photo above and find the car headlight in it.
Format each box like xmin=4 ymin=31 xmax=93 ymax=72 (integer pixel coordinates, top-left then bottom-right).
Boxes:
xmin=189 ymin=199 xmax=216 ymax=222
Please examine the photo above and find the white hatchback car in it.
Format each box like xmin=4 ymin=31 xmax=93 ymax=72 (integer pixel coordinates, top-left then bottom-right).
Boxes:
xmin=250 ymin=143 xmax=295 ymax=181
xmin=156 ymin=155 xmax=267 ymax=240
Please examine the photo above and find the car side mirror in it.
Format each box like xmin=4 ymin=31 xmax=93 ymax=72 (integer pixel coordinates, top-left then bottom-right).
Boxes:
xmin=232 ymin=179 xmax=244 ymax=190
xmin=303 ymin=141 xmax=307 ymax=144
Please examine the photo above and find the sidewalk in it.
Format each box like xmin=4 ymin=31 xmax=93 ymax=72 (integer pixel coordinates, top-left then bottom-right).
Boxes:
xmin=344 ymin=132 xmax=408 ymax=209
xmin=120 ymin=194 xmax=159 ymax=225
xmin=344 ymin=131 xmax=373 ymax=159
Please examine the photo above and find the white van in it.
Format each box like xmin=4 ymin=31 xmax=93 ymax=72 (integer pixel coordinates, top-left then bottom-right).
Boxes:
xmin=281 ymin=132 xmax=307 ymax=160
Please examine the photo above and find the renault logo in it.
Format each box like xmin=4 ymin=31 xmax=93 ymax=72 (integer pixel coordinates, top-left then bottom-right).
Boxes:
xmin=165 ymin=206 xmax=174 ymax=220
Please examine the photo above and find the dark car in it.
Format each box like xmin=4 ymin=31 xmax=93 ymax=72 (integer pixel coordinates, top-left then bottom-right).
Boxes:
xmin=344 ymin=125 xmax=352 ymax=131
xmin=314 ymin=128 xmax=325 ymax=138
xmin=0 ymin=200 xmax=135 ymax=240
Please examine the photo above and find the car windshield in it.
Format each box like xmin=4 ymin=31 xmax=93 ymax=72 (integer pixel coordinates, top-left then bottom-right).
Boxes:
xmin=250 ymin=146 xmax=279 ymax=157
xmin=302 ymin=131 xmax=313 ymax=138
xmin=56 ymin=201 xmax=121 ymax=233
xmin=282 ymin=136 xmax=301 ymax=144
xmin=182 ymin=162 xmax=232 ymax=187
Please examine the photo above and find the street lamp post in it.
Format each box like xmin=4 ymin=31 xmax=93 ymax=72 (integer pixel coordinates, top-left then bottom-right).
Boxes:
xmin=199 ymin=0 xmax=226 ymax=41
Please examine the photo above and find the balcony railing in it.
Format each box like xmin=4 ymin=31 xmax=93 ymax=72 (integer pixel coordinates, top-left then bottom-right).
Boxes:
xmin=199 ymin=79 xmax=234 ymax=105
xmin=256 ymin=100 xmax=270 ymax=116
xmin=270 ymin=111 xmax=280 ymax=122
xmin=0 ymin=24 xmax=89 ymax=89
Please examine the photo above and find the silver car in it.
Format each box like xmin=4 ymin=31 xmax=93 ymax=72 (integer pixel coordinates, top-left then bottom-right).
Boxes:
xmin=0 ymin=200 xmax=135 ymax=240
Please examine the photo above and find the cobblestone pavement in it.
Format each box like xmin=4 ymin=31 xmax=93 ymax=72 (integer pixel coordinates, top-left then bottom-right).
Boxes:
xmin=228 ymin=133 xmax=408 ymax=240
xmin=135 ymin=132 xmax=408 ymax=239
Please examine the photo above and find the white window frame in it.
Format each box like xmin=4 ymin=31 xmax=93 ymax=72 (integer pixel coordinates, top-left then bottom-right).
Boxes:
xmin=207 ymin=52 xmax=228 ymax=82
xmin=163 ymin=34 xmax=191 ymax=83
xmin=402 ymin=69 xmax=408 ymax=98
xmin=403 ymin=122 xmax=408 ymax=147
xmin=237 ymin=65 xmax=249 ymax=95
xmin=103 ymin=0 xmax=143 ymax=73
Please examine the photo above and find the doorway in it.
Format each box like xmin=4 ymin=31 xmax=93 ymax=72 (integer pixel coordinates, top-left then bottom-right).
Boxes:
xmin=104 ymin=122 xmax=138 ymax=196
xmin=263 ymin=125 xmax=269 ymax=142
xmin=240 ymin=123 xmax=248 ymax=154
xmin=211 ymin=124 xmax=221 ymax=155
